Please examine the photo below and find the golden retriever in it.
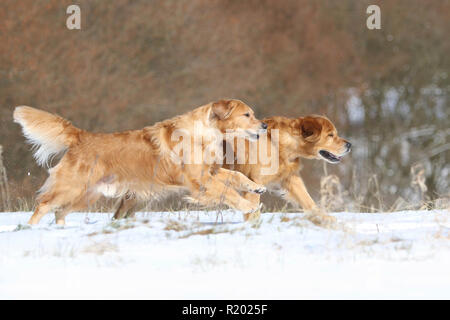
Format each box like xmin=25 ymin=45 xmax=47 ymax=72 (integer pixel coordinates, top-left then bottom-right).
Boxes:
xmin=223 ymin=115 xmax=352 ymax=220
xmin=115 ymin=114 xmax=351 ymax=222
xmin=14 ymin=99 xmax=267 ymax=225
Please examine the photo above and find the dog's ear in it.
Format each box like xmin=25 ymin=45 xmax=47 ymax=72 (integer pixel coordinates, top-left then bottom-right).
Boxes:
xmin=211 ymin=100 xmax=236 ymax=120
xmin=299 ymin=117 xmax=322 ymax=141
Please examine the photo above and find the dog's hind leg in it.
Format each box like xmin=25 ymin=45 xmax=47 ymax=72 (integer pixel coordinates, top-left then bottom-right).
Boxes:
xmin=28 ymin=176 xmax=58 ymax=224
xmin=30 ymin=178 xmax=101 ymax=225
xmin=55 ymin=207 xmax=71 ymax=226
xmin=28 ymin=202 xmax=53 ymax=225
xmin=113 ymin=193 xmax=137 ymax=220
xmin=54 ymin=190 xmax=102 ymax=225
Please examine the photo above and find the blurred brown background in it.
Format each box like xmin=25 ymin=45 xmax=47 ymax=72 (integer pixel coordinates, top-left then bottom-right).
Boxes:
xmin=0 ymin=0 xmax=448 ymax=212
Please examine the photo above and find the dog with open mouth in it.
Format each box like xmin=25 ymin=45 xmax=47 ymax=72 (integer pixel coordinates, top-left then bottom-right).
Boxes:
xmin=14 ymin=99 xmax=268 ymax=225
xmin=113 ymin=114 xmax=351 ymax=222
xmin=221 ymin=114 xmax=351 ymax=221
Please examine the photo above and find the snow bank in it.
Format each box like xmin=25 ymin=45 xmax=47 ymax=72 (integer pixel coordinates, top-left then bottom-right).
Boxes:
xmin=0 ymin=210 xmax=449 ymax=299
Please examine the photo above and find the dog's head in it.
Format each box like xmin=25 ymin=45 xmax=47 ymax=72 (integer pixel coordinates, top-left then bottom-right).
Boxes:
xmin=211 ymin=99 xmax=267 ymax=140
xmin=290 ymin=115 xmax=351 ymax=163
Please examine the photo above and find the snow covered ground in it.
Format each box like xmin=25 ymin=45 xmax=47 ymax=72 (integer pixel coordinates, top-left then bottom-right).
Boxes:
xmin=0 ymin=209 xmax=449 ymax=299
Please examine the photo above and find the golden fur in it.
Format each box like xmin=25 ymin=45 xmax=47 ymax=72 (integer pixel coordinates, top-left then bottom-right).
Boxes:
xmin=223 ymin=115 xmax=351 ymax=219
xmin=115 ymin=115 xmax=351 ymax=221
xmin=14 ymin=99 xmax=267 ymax=225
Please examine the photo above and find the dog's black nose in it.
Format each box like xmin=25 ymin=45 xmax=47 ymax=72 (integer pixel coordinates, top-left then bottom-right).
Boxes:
xmin=261 ymin=122 xmax=268 ymax=130
xmin=345 ymin=142 xmax=352 ymax=151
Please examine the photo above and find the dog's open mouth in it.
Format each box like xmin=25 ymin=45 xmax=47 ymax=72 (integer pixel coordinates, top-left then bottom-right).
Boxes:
xmin=319 ymin=150 xmax=341 ymax=163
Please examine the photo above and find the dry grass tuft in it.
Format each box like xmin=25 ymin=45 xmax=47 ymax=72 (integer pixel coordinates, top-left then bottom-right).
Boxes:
xmin=0 ymin=146 xmax=11 ymax=211
xmin=304 ymin=211 xmax=339 ymax=229
xmin=411 ymin=163 xmax=428 ymax=195
xmin=278 ymin=211 xmax=338 ymax=229
xmin=82 ymin=240 xmax=119 ymax=256
xmin=320 ymin=174 xmax=345 ymax=212
xmin=14 ymin=223 xmax=31 ymax=232
xmin=179 ymin=225 xmax=246 ymax=239
xmin=88 ymin=218 xmax=151 ymax=237
xmin=318 ymin=162 xmax=449 ymax=214
xmin=164 ymin=219 xmax=194 ymax=232
xmin=163 ymin=217 xmax=246 ymax=238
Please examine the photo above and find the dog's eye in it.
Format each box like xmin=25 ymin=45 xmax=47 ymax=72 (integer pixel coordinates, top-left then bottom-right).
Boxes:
xmin=244 ymin=113 xmax=250 ymax=117
xmin=328 ymin=134 xmax=334 ymax=137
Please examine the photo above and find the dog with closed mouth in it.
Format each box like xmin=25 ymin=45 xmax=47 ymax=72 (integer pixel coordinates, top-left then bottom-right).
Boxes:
xmin=114 ymin=114 xmax=351 ymax=222
xmin=14 ymin=99 xmax=267 ymax=225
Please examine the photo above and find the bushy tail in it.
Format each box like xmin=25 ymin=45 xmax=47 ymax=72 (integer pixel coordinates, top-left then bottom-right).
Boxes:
xmin=13 ymin=106 xmax=83 ymax=167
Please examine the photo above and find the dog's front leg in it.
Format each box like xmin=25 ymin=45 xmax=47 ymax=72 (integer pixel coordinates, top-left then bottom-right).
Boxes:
xmin=213 ymin=168 xmax=266 ymax=194
xmin=184 ymin=166 xmax=261 ymax=216
xmin=282 ymin=175 xmax=317 ymax=210
xmin=242 ymin=192 xmax=261 ymax=221
xmin=282 ymin=175 xmax=336 ymax=226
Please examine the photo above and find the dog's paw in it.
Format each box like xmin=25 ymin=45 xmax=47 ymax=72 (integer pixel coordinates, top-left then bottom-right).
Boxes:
xmin=305 ymin=213 xmax=335 ymax=227
xmin=241 ymin=201 xmax=262 ymax=214
xmin=251 ymin=186 xmax=266 ymax=194
xmin=304 ymin=208 xmax=337 ymax=228
xmin=243 ymin=211 xmax=261 ymax=222
xmin=243 ymin=203 xmax=262 ymax=222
